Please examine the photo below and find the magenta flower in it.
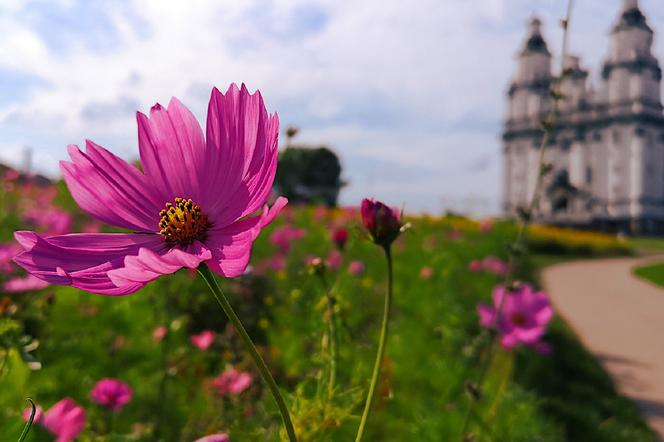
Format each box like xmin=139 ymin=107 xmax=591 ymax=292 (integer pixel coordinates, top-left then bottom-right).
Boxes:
xmin=212 ymin=367 xmax=252 ymax=396
xmin=481 ymin=256 xmax=509 ymax=276
xmin=477 ymin=284 xmax=554 ymax=350
xmin=269 ymin=226 xmax=305 ymax=254
xmin=152 ymin=326 xmax=168 ymax=342
xmin=331 ymin=227 xmax=349 ymax=250
xmin=348 ymin=260 xmax=365 ymax=276
xmin=479 ymin=221 xmax=493 ymax=233
xmin=90 ymin=378 xmax=133 ymax=411
xmin=468 ymin=260 xmax=483 ymax=272
xmin=0 ymin=242 xmax=20 ymax=273
xmin=25 ymin=398 xmax=86 ymax=442
xmin=195 ymin=434 xmax=230 ymax=442
xmin=13 ymin=84 xmax=286 ymax=295
xmin=3 ymin=274 xmax=49 ymax=292
xmin=270 ymin=254 xmax=286 ymax=272
xmin=191 ymin=330 xmax=215 ymax=350
xmin=361 ymin=199 xmax=402 ymax=247
xmin=326 ymin=249 xmax=342 ymax=270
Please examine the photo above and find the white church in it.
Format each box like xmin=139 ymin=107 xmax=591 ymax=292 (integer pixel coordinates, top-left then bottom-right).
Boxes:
xmin=503 ymin=0 xmax=664 ymax=234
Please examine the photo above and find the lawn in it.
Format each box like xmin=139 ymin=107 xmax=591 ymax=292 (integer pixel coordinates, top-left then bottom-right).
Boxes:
xmin=0 ymin=178 xmax=655 ymax=441
xmin=633 ymin=261 xmax=664 ymax=288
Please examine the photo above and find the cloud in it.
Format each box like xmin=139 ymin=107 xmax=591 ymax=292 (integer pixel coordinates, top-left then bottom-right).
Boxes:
xmin=0 ymin=0 xmax=662 ymax=216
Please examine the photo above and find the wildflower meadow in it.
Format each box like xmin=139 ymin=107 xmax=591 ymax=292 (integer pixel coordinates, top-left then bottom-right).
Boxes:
xmin=0 ymin=1 xmax=662 ymax=441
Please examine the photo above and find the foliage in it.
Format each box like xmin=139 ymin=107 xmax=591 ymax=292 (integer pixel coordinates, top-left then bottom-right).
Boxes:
xmin=0 ymin=175 xmax=653 ymax=441
xmin=274 ymin=146 xmax=343 ymax=207
xmin=526 ymin=225 xmax=632 ymax=256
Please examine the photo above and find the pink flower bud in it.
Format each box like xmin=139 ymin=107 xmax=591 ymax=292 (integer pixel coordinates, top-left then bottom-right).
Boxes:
xmin=360 ymin=198 xmax=402 ymax=247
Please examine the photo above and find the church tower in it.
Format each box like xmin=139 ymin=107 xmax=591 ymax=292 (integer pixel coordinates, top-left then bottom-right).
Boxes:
xmin=503 ymin=0 xmax=664 ymax=234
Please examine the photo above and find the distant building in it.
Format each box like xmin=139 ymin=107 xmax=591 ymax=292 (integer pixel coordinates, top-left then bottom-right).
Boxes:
xmin=503 ymin=0 xmax=664 ymax=234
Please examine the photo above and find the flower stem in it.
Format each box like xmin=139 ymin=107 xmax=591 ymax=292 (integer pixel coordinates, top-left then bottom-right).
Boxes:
xmin=197 ymin=264 xmax=297 ymax=442
xmin=317 ymin=272 xmax=339 ymax=398
xmin=18 ymin=398 xmax=36 ymax=442
xmin=355 ymin=245 xmax=393 ymax=442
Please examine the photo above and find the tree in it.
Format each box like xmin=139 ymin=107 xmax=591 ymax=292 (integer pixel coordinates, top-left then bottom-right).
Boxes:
xmin=274 ymin=145 xmax=343 ymax=206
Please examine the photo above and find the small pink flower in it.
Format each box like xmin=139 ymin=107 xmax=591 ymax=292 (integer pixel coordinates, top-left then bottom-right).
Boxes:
xmin=481 ymin=256 xmax=509 ymax=276
xmin=90 ymin=378 xmax=133 ymax=411
xmin=191 ymin=330 xmax=215 ymax=350
xmin=270 ymin=254 xmax=286 ymax=272
xmin=479 ymin=221 xmax=493 ymax=233
xmin=3 ymin=274 xmax=49 ymax=292
xmin=25 ymin=398 xmax=86 ymax=442
xmin=477 ymin=284 xmax=553 ymax=351
xmin=0 ymin=242 xmax=21 ymax=273
xmin=361 ymin=199 xmax=402 ymax=247
xmin=82 ymin=220 xmax=103 ymax=233
xmin=331 ymin=227 xmax=349 ymax=250
xmin=348 ymin=260 xmax=365 ymax=276
xmin=326 ymin=249 xmax=342 ymax=270
xmin=447 ymin=229 xmax=463 ymax=241
xmin=153 ymin=326 xmax=168 ymax=343
xmin=212 ymin=368 xmax=252 ymax=396
xmin=468 ymin=260 xmax=483 ymax=272
xmin=269 ymin=226 xmax=305 ymax=253
xmin=420 ymin=266 xmax=433 ymax=279
xmin=22 ymin=405 xmax=43 ymax=424
xmin=195 ymin=434 xmax=230 ymax=442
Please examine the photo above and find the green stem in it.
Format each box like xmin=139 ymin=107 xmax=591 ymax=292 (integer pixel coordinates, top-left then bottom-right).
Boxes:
xmin=197 ymin=264 xmax=297 ymax=442
xmin=318 ymin=273 xmax=339 ymax=398
xmin=18 ymin=398 xmax=36 ymax=442
xmin=355 ymin=246 xmax=393 ymax=442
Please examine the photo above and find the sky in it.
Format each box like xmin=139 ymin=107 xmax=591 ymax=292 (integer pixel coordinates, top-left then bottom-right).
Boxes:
xmin=1 ymin=0 xmax=664 ymax=216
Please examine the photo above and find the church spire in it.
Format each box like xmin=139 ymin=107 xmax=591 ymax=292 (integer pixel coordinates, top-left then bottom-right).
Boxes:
xmin=521 ymin=17 xmax=550 ymax=56
xmin=613 ymin=0 xmax=652 ymax=34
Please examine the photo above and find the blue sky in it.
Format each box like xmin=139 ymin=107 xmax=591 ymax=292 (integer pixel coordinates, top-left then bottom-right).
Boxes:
xmin=1 ymin=0 xmax=663 ymax=215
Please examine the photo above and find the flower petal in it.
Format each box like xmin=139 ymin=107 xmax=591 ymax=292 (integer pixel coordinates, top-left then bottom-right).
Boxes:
xmin=204 ymin=84 xmax=280 ymax=226
xmin=205 ymin=197 xmax=287 ymax=277
xmin=137 ymin=97 xmax=207 ymax=203
xmin=60 ymin=141 xmax=163 ymax=232
xmin=107 ymin=240 xmax=211 ymax=287
xmin=13 ymin=231 xmax=165 ymax=295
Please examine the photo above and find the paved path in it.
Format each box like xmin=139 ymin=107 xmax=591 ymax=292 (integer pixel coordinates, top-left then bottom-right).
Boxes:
xmin=542 ymin=256 xmax=664 ymax=439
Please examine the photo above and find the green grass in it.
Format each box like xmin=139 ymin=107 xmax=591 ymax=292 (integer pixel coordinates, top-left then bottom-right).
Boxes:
xmin=631 ymin=237 xmax=664 ymax=254
xmin=0 ymin=184 xmax=656 ymax=441
xmin=634 ymin=262 xmax=664 ymax=288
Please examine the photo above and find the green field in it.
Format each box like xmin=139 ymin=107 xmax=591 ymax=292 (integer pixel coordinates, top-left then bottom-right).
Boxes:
xmin=0 ymin=189 xmax=655 ymax=441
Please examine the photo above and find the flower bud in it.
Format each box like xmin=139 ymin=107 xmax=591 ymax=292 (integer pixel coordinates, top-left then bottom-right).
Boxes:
xmin=360 ymin=198 xmax=402 ymax=247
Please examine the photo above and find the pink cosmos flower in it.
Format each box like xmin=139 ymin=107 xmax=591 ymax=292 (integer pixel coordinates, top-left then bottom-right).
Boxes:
xmin=270 ymin=254 xmax=286 ymax=272
xmin=212 ymin=367 xmax=252 ymax=396
xmin=0 ymin=242 xmax=20 ymax=273
xmin=361 ymin=199 xmax=402 ymax=247
xmin=25 ymin=398 xmax=85 ymax=442
xmin=481 ymin=256 xmax=509 ymax=276
xmin=420 ymin=266 xmax=433 ymax=279
xmin=269 ymin=226 xmax=305 ymax=253
xmin=468 ymin=260 xmax=483 ymax=272
xmin=90 ymin=378 xmax=133 ymax=411
xmin=23 ymin=207 xmax=73 ymax=235
xmin=13 ymin=84 xmax=286 ymax=295
xmin=195 ymin=434 xmax=230 ymax=442
xmin=191 ymin=330 xmax=215 ymax=350
xmin=153 ymin=326 xmax=168 ymax=342
xmin=348 ymin=260 xmax=365 ymax=276
xmin=3 ymin=274 xmax=49 ymax=292
xmin=477 ymin=284 xmax=554 ymax=350
xmin=326 ymin=249 xmax=342 ymax=270
xmin=331 ymin=227 xmax=349 ymax=250
xmin=479 ymin=221 xmax=493 ymax=233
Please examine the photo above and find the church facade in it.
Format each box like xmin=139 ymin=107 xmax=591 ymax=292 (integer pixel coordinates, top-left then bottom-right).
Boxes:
xmin=503 ymin=0 xmax=664 ymax=234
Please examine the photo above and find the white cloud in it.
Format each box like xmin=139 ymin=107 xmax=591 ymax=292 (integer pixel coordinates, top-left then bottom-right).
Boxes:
xmin=0 ymin=0 xmax=662 ymax=215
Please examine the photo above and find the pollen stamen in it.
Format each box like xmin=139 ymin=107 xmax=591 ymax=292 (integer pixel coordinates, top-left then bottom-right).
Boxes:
xmin=159 ymin=197 xmax=209 ymax=245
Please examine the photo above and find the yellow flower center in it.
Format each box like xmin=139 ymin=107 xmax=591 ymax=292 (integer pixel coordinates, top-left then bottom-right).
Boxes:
xmin=159 ymin=197 xmax=209 ymax=245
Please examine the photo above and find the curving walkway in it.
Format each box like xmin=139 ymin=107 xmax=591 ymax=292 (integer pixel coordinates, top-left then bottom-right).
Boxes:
xmin=542 ymin=256 xmax=664 ymax=439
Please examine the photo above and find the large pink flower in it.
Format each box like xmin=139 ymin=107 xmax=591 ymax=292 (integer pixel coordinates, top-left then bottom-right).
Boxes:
xmin=195 ymin=434 xmax=230 ymax=442
xmin=25 ymin=398 xmax=86 ymax=442
xmin=477 ymin=284 xmax=554 ymax=350
xmin=90 ymin=378 xmax=133 ymax=411
xmin=3 ymin=274 xmax=49 ymax=292
xmin=13 ymin=84 xmax=286 ymax=295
